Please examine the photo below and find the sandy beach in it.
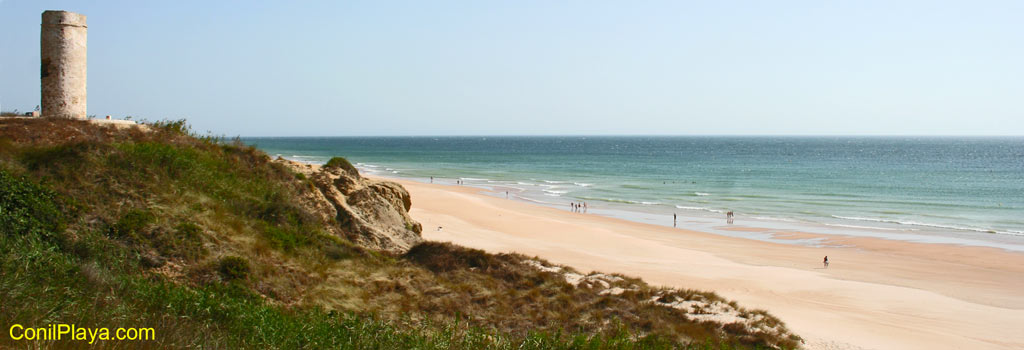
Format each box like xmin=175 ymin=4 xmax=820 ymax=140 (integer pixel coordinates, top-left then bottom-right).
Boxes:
xmin=388 ymin=177 xmax=1024 ymax=350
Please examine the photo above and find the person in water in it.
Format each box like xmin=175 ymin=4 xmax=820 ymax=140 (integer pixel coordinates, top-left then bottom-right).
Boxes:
xmin=823 ymin=256 xmax=829 ymax=268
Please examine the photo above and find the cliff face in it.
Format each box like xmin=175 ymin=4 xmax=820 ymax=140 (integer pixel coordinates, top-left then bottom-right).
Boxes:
xmin=279 ymin=159 xmax=423 ymax=254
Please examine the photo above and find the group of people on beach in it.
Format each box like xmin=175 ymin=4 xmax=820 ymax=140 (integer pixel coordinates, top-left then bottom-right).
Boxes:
xmin=570 ymin=202 xmax=587 ymax=213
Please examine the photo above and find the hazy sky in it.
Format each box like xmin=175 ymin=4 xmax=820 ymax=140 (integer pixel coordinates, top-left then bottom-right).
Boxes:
xmin=2 ymin=1 xmax=1022 ymax=136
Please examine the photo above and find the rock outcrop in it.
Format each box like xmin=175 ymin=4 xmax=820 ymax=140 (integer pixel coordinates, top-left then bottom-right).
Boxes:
xmin=278 ymin=158 xmax=423 ymax=254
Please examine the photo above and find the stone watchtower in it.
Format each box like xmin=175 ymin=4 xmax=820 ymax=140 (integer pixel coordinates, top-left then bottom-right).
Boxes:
xmin=40 ymin=10 xmax=87 ymax=119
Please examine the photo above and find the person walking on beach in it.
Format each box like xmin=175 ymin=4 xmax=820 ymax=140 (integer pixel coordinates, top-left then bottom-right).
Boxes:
xmin=506 ymin=191 xmax=509 ymax=199
xmin=583 ymin=202 xmax=588 ymax=213
xmin=823 ymin=256 xmax=829 ymax=269
xmin=430 ymin=176 xmax=433 ymax=183
xmin=673 ymin=213 xmax=677 ymax=227
xmin=571 ymin=202 xmax=576 ymax=212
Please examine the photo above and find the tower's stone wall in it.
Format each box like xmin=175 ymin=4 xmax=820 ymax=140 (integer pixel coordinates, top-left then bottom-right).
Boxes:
xmin=41 ymin=10 xmax=87 ymax=119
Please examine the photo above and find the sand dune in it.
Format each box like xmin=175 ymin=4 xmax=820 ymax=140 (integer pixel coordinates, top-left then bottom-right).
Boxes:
xmin=389 ymin=178 xmax=1024 ymax=350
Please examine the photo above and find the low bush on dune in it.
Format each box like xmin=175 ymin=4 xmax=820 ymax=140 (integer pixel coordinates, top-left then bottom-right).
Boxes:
xmin=325 ymin=156 xmax=358 ymax=175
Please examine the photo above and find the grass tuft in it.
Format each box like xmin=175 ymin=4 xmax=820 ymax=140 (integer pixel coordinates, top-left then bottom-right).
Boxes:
xmin=218 ymin=256 xmax=251 ymax=281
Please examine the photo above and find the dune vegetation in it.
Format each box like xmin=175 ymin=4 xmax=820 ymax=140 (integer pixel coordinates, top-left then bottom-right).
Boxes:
xmin=0 ymin=118 xmax=801 ymax=349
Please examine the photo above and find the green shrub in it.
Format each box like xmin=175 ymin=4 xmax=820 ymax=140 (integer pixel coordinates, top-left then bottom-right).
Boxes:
xmin=218 ymin=256 xmax=250 ymax=281
xmin=260 ymin=224 xmax=306 ymax=252
xmin=155 ymin=221 xmax=206 ymax=260
xmin=109 ymin=209 xmax=156 ymax=239
xmin=255 ymin=193 xmax=306 ymax=225
xmin=175 ymin=221 xmax=203 ymax=239
xmin=325 ymin=156 xmax=358 ymax=176
xmin=0 ymin=170 xmax=64 ymax=237
xmin=405 ymin=241 xmax=504 ymax=273
xmin=151 ymin=119 xmax=191 ymax=135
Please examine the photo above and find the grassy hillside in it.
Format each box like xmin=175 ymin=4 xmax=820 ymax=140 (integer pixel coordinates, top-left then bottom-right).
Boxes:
xmin=0 ymin=118 xmax=801 ymax=349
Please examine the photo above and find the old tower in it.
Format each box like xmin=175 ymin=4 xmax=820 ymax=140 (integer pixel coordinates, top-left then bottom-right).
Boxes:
xmin=40 ymin=10 xmax=87 ymax=119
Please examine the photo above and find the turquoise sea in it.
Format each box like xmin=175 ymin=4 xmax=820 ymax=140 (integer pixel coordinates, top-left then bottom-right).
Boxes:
xmin=245 ymin=136 xmax=1024 ymax=251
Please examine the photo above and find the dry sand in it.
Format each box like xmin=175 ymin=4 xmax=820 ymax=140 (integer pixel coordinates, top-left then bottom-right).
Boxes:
xmin=388 ymin=178 xmax=1024 ymax=350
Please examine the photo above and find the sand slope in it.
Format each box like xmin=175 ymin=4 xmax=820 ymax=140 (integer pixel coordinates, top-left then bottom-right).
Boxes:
xmin=391 ymin=178 xmax=1024 ymax=350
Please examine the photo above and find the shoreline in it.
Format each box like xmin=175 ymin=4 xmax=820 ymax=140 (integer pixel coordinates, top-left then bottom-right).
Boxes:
xmin=383 ymin=176 xmax=1024 ymax=350
xmin=350 ymin=167 xmax=1024 ymax=253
